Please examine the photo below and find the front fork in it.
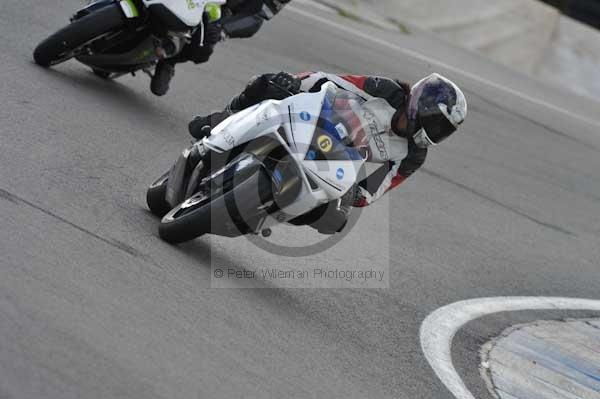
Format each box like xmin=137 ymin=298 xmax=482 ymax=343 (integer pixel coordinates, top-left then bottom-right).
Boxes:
xmin=165 ymin=142 xmax=208 ymax=207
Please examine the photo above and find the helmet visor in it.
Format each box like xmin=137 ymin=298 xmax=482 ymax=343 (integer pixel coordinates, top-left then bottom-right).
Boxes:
xmin=419 ymin=110 xmax=457 ymax=144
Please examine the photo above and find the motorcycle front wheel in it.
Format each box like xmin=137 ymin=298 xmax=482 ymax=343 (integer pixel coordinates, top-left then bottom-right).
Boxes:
xmin=158 ymin=165 xmax=273 ymax=244
xmin=33 ymin=4 xmax=125 ymax=67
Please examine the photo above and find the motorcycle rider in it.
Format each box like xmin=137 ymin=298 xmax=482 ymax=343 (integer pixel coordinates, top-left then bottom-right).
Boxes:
xmin=151 ymin=0 xmax=291 ymax=96
xmin=187 ymin=71 xmax=467 ymax=234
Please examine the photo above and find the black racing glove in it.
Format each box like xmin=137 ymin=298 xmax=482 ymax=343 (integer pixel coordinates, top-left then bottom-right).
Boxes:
xmin=177 ymin=13 xmax=223 ymax=64
xmin=269 ymin=72 xmax=301 ymax=96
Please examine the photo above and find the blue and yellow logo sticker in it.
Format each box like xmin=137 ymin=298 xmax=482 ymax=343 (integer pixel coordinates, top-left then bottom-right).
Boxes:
xmin=317 ymin=135 xmax=333 ymax=153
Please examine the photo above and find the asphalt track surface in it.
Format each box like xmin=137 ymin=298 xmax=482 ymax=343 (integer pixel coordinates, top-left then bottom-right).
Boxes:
xmin=2 ymin=1 xmax=600 ymax=398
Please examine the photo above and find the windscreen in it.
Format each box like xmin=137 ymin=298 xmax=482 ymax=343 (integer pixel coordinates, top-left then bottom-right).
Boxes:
xmin=304 ymin=87 xmax=366 ymax=161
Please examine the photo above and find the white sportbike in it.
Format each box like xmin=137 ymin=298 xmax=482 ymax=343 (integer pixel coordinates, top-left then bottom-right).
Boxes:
xmin=34 ymin=0 xmax=226 ymax=78
xmin=148 ymin=82 xmax=382 ymax=243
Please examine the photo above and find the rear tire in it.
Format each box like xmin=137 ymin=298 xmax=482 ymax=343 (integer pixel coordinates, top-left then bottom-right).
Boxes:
xmin=33 ymin=5 xmax=125 ymax=67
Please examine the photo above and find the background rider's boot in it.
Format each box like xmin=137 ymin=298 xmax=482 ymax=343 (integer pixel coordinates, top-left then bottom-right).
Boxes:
xmin=150 ymin=61 xmax=175 ymax=96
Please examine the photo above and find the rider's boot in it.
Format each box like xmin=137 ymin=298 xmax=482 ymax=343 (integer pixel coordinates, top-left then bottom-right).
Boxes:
xmin=150 ymin=60 xmax=175 ymax=96
xmin=189 ymin=90 xmax=255 ymax=139
xmin=288 ymin=201 xmax=350 ymax=235
xmin=309 ymin=202 xmax=350 ymax=235
xmin=188 ymin=110 xmax=231 ymax=139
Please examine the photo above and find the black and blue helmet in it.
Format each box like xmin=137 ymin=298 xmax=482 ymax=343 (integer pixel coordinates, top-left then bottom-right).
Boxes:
xmin=408 ymin=73 xmax=467 ymax=147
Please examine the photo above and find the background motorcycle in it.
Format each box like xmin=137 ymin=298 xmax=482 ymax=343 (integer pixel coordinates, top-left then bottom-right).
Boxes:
xmin=147 ymin=82 xmax=373 ymax=244
xmin=33 ymin=0 xmax=226 ymax=79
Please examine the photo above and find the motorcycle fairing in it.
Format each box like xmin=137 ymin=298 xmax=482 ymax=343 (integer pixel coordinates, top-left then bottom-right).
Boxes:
xmin=78 ymin=0 xmax=139 ymax=19
xmin=142 ymin=0 xmax=226 ymax=27
xmin=202 ymin=83 xmax=367 ymax=217
xmin=75 ymin=0 xmax=120 ymax=19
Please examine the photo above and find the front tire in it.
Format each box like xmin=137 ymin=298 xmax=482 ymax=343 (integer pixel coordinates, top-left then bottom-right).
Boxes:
xmin=158 ymin=167 xmax=272 ymax=244
xmin=33 ymin=4 xmax=125 ymax=67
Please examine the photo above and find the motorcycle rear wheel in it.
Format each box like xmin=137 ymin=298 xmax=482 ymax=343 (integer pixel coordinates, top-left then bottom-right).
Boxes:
xmin=33 ymin=4 xmax=125 ymax=67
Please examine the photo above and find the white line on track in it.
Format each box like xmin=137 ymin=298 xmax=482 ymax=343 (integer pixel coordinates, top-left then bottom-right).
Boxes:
xmin=282 ymin=6 xmax=600 ymax=396
xmin=419 ymin=297 xmax=600 ymax=399
xmin=287 ymin=2 xmax=600 ymax=129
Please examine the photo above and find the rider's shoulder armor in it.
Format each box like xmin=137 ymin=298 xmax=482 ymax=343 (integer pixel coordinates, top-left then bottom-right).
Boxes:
xmin=363 ymin=76 xmax=408 ymax=110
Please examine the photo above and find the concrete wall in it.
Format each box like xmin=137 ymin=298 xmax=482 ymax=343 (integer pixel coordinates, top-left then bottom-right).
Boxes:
xmin=539 ymin=16 xmax=600 ymax=99
xmin=324 ymin=0 xmax=600 ymax=100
